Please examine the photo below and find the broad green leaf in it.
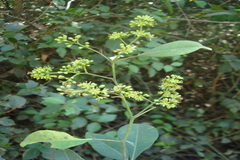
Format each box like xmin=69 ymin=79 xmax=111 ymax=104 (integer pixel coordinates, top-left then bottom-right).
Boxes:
xmin=9 ymin=95 xmax=26 ymax=108
xmin=230 ymin=62 xmax=240 ymax=71
xmin=105 ymin=39 xmax=121 ymax=50
xmin=87 ymin=122 xmax=101 ymax=133
xmin=128 ymin=64 xmax=139 ymax=73
xmin=193 ymin=125 xmax=206 ymax=133
xmin=20 ymin=130 xmax=89 ymax=149
xmin=0 ymin=56 xmax=8 ymax=62
xmin=163 ymin=0 xmax=173 ymax=14
xmin=22 ymin=148 xmax=40 ymax=160
xmin=56 ymin=47 xmax=67 ymax=58
xmin=194 ymin=1 xmax=207 ymax=8
xmin=42 ymin=97 xmax=65 ymax=104
xmin=0 ymin=118 xmax=15 ymax=126
xmin=152 ymin=62 xmax=164 ymax=71
xmin=170 ymin=62 xmax=182 ymax=67
xmin=71 ymin=117 xmax=88 ymax=129
xmin=219 ymin=63 xmax=232 ymax=72
xmin=1 ymin=44 xmax=15 ymax=52
xmin=163 ymin=65 xmax=173 ymax=72
xmin=140 ymin=40 xmax=211 ymax=57
xmin=25 ymin=80 xmax=39 ymax=88
xmin=14 ymin=66 xmax=26 ymax=78
xmin=148 ymin=67 xmax=156 ymax=77
xmin=99 ymin=6 xmax=110 ymax=12
xmin=86 ymin=133 xmax=123 ymax=160
xmin=5 ymin=22 xmax=28 ymax=32
xmin=117 ymin=124 xmax=159 ymax=160
xmin=86 ymin=113 xmax=117 ymax=122
xmin=221 ymin=138 xmax=231 ymax=144
xmin=54 ymin=149 xmax=84 ymax=160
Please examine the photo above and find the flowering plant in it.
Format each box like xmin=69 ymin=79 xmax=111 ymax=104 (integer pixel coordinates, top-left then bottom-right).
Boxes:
xmin=20 ymin=15 xmax=211 ymax=160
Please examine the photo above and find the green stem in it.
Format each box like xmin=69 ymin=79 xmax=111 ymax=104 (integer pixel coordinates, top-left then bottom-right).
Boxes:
xmin=111 ymin=61 xmax=134 ymax=160
xmin=121 ymin=96 xmax=134 ymax=160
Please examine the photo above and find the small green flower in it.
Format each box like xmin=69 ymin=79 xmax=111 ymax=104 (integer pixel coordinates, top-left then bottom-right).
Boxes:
xmin=129 ymin=15 xmax=155 ymax=28
xmin=113 ymin=43 xmax=135 ymax=55
xmin=30 ymin=66 xmax=56 ymax=80
xmin=109 ymin=32 xmax=130 ymax=40
xmin=130 ymin=30 xmax=154 ymax=39
xmin=112 ymin=84 xmax=149 ymax=101
xmin=58 ymin=59 xmax=93 ymax=74
xmin=154 ymin=75 xmax=183 ymax=108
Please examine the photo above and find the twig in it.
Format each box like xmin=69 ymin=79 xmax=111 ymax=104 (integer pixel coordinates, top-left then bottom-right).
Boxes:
xmin=174 ymin=0 xmax=196 ymax=34
xmin=31 ymin=1 xmax=54 ymax=23
xmin=168 ymin=18 xmax=240 ymax=24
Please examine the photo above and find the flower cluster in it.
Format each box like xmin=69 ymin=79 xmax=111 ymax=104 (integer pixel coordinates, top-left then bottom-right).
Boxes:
xmin=58 ymin=82 xmax=109 ymax=100
xmin=129 ymin=15 xmax=155 ymax=28
xmin=29 ymin=66 xmax=57 ymax=80
xmin=154 ymin=75 xmax=183 ymax=108
xmin=57 ymin=59 xmax=93 ymax=74
xmin=131 ymin=30 xmax=154 ymax=39
xmin=109 ymin=32 xmax=130 ymax=40
xmin=113 ymin=84 xmax=149 ymax=101
xmin=55 ymin=35 xmax=81 ymax=48
xmin=113 ymin=43 xmax=135 ymax=55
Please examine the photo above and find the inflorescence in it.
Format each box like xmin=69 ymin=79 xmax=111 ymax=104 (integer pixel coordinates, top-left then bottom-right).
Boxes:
xmin=29 ymin=15 xmax=183 ymax=109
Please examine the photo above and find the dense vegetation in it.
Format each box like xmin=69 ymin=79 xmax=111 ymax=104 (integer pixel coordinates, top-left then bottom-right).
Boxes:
xmin=0 ymin=0 xmax=239 ymax=159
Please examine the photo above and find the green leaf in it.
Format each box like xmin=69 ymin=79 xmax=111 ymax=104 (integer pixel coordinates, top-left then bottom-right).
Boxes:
xmin=87 ymin=122 xmax=101 ymax=133
xmin=86 ymin=113 xmax=117 ymax=122
xmin=0 ymin=118 xmax=15 ymax=126
xmin=128 ymin=64 xmax=139 ymax=73
xmin=163 ymin=65 xmax=173 ymax=72
xmin=219 ymin=63 xmax=232 ymax=72
xmin=193 ymin=125 xmax=206 ymax=133
xmin=117 ymin=124 xmax=159 ymax=160
xmin=86 ymin=133 xmax=123 ymax=160
xmin=42 ymin=97 xmax=65 ymax=104
xmin=1 ymin=45 xmax=15 ymax=52
xmin=56 ymin=47 xmax=67 ymax=58
xmin=140 ymin=40 xmax=211 ymax=57
xmin=163 ymin=0 xmax=173 ymax=14
xmin=22 ymin=148 xmax=40 ymax=160
xmin=20 ymin=130 xmax=89 ymax=149
xmin=25 ymin=80 xmax=39 ymax=88
xmin=54 ymin=149 xmax=84 ymax=160
xmin=170 ymin=62 xmax=182 ymax=67
xmin=0 ymin=56 xmax=8 ymax=62
xmin=194 ymin=1 xmax=207 ymax=8
xmin=230 ymin=62 xmax=240 ymax=71
xmin=105 ymin=39 xmax=121 ymax=50
xmin=99 ymin=6 xmax=110 ymax=12
xmin=221 ymin=138 xmax=231 ymax=144
xmin=148 ymin=67 xmax=156 ymax=77
xmin=71 ymin=117 xmax=88 ymax=129
xmin=14 ymin=66 xmax=26 ymax=78
xmin=5 ymin=22 xmax=28 ymax=32
xmin=9 ymin=95 xmax=26 ymax=108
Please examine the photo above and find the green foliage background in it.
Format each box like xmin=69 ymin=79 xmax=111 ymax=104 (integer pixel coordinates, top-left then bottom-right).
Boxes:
xmin=0 ymin=0 xmax=239 ymax=159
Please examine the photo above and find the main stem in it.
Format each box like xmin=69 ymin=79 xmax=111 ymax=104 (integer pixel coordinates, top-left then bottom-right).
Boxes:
xmin=112 ymin=62 xmax=135 ymax=160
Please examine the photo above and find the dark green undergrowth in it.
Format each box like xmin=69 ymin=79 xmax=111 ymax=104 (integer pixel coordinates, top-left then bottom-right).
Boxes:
xmin=0 ymin=0 xmax=240 ymax=159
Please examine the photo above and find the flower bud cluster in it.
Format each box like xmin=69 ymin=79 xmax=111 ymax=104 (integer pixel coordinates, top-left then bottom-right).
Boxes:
xmin=113 ymin=43 xmax=135 ymax=55
xmin=113 ymin=84 xmax=149 ymax=101
xmin=109 ymin=32 xmax=130 ymax=40
xmin=77 ymin=82 xmax=109 ymax=100
xmin=129 ymin=15 xmax=155 ymax=28
xmin=57 ymin=59 xmax=93 ymax=74
xmin=55 ymin=35 xmax=84 ymax=48
xmin=154 ymin=75 xmax=183 ymax=108
xmin=130 ymin=30 xmax=154 ymax=39
xmin=29 ymin=66 xmax=57 ymax=80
